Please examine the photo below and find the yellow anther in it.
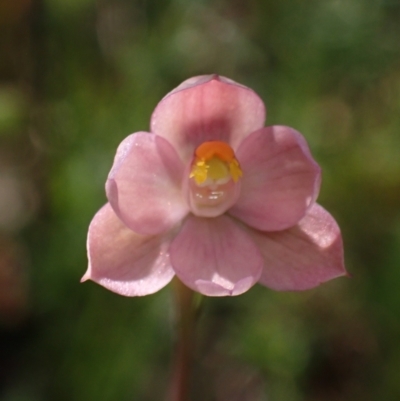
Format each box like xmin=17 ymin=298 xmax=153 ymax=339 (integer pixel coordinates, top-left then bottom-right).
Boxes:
xmin=189 ymin=160 xmax=208 ymax=184
xmin=229 ymin=159 xmax=243 ymax=182
xmin=190 ymin=141 xmax=242 ymax=186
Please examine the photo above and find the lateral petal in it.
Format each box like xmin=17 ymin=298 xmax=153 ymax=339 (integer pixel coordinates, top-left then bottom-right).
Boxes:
xmin=230 ymin=126 xmax=321 ymax=231
xmin=106 ymin=132 xmax=188 ymax=235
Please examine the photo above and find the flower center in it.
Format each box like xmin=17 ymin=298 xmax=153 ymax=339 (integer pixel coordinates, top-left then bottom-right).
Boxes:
xmin=186 ymin=141 xmax=242 ymax=218
xmin=190 ymin=141 xmax=242 ymax=186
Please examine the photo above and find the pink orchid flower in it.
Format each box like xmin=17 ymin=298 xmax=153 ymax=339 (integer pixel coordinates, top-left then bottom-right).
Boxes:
xmin=82 ymin=75 xmax=346 ymax=297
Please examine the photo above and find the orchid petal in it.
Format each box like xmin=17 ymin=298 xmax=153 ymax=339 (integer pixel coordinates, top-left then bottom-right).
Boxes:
xmin=106 ymin=132 xmax=188 ymax=236
xmin=250 ymin=204 xmax=346 ymax=291
xmin=151 ymin=75 xmax=266 ymax=162
xmin=230 ymin=126 xmax=321 ymax=231
xmin=170 ymin=214 xmax=263 ymax=296
xmin=83 ymin=203 xmax=175 ymax=296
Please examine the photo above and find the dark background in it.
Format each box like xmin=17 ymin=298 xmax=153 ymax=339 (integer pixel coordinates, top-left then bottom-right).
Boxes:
xmin=1 ymin=0 xmax=400 ymax=400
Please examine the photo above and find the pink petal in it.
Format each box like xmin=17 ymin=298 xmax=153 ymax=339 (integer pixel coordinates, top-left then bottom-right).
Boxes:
xmin=169 ymin=214 xmax=263 ymax=296
xmin=106 ymin=132 xmax=189 ymax=236
xmin=150 ymin=75 xmax=266 ymax=162
xmin=230 ymin=126 xmax=321 ymax=231
xmin=83 ymin=203 xmax=175 ymax=296
xmin=250 ymin=203 xmax=347 ymax=291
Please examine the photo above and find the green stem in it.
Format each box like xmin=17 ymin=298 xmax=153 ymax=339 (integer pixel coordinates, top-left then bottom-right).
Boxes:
xmin=168 ymin=278 xmax=199 ymax=401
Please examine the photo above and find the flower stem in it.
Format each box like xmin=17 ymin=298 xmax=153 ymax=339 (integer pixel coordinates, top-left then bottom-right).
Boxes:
xmin=168 ymin=279 xmax=199 ymax=401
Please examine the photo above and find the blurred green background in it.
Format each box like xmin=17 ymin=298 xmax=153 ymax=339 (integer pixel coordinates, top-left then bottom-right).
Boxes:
xmin=1 ymin=0 xmax=400 ymax=400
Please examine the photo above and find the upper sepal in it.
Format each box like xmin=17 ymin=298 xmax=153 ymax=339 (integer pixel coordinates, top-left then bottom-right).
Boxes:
xmin=150 ymin=75 xmax=266 ymax=162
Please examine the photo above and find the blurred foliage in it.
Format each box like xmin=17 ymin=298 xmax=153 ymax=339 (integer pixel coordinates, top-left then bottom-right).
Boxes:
xmin=1 ymin=0 xmax=400 ymax=400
